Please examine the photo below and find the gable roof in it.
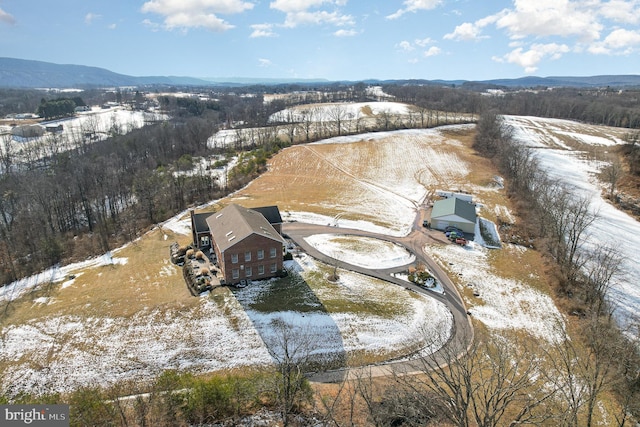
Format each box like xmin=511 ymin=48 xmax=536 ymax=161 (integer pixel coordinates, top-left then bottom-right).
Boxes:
xmin=207 ymin=204 xmax=284 ymax=253
xmin=251 ymin=205 xmax=283 ymax=226
xmin=431 ymin=197 xmax=477 ymax=223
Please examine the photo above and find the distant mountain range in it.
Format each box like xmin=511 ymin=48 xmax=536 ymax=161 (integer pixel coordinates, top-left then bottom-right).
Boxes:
xmin=2 ymin=57 xmax=640 ymax=89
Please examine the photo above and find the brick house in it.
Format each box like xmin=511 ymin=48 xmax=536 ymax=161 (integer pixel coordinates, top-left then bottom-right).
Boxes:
xmin=190 ymin=204 xmax=285 ymax=285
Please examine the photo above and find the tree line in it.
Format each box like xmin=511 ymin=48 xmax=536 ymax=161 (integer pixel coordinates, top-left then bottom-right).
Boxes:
xmin=36 ymin=97 xmax=86 ymax=120
xmin=386 ymin=84 xmax=640 ymax=129
xmin=466 ymin=112 xmax=640 ymax=426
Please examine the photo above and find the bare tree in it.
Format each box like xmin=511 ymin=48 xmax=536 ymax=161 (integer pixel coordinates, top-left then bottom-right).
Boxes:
xmin=327 ymin=104 xmax=350 ymax=137
xmin=601 ymin=158 xmax=624 ymax=200
xmin=583 ymin=244 xmax=623 ymax=314
xmin=265 ymin=318 xmax=316 ymax=426
xmin=0 ymin=134 xmax=14 ymax=173
xmin=544 ymin=316 xmax=626 ymax=427
xmin=392 ymin=331 xmax=555 ymax=427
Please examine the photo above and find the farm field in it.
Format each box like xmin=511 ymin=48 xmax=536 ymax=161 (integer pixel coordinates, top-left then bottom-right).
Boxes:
xmin=505 ymin=115 xmax=640 ymax=331
xmin=1 ymin=109 xmax=636 ymax=422
xmin=0 ymin=106 xmax=165 ymax=165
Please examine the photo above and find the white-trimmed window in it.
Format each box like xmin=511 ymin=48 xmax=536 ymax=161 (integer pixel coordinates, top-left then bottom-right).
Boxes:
xmin=257 ymin=249 xmax=264 ymax=260
xmin=232 ymin=269 xmax=239 ymax=279
xmin=270 ymin=263 xmax=277 ymax=273
xmin=231 ymin=254 xmax=238 ymax=263
xmin=245 ymin=251 xmax=251 ymax=262
xmin=270 ymin=247 xmax=277 ymax=258
xmin=258 ymin=265 xmax=265 ymax=275
xmin=245 ymin=266 xmax=252 ymax=277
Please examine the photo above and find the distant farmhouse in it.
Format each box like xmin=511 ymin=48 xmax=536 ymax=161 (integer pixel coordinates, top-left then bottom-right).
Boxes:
xmin=430 ymin=196 xmax=477 ymax=234
xmin=190 ymin=204 xmax=285 ymax=286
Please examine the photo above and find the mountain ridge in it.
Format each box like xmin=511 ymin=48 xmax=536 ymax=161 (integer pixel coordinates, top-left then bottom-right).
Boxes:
xmin=2 ymin=57 xmax=640 ymax=89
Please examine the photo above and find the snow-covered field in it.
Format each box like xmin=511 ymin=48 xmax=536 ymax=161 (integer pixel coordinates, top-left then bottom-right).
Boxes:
xmin=425 ymin=242 xmax=565 ymax=343
xmin=268 ymin=101 xmax=413 ymax=123
xmin=0 ymin=247 xmax=450 ymax=394
xmin=255 ymin=126 xmax=474 ymax=237
xmin=304 ymin=234 xmax=415 ymax=269
xmin=3 ymin=113 xmax=609 ymax=396
xmin=505 ymin=115 xmax=640 ymax=330
xmin=2 ymin=106 xmax=165 ymax=163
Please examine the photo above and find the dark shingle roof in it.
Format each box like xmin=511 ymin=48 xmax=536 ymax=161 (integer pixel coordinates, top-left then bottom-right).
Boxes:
xmin=251 ymin=205 xmax=283 ymax=225
xmin=192 ymin=212 xmax=211 ymax=234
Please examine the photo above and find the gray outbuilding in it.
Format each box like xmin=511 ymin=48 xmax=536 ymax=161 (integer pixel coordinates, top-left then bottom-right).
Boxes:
xmin=430 ymin=197 xmax=477 ymax=234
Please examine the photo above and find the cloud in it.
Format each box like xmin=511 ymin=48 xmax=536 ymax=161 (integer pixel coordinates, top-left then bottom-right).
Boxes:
xmin=85 ymin=13 xmax=101 ymax=25
xmin=142 ymin=19 xmax=161 ymax=31
xmin=270 ymin=0 xmax=332 ymax=13
xmin=398 ymin=37 xmax=439 ymax=54
xmin=415 ymin=37 xmax=433 ymax=47
xmin=444 ymin=13 xmax=501 ymax=41
xmin=281 ymin=10 xmax=353 ymax=28
xmin=258 ymin=58 xmax=272 ymax=67
xmin=387 ymin=0 xmax=442 ymax=20
xmin=0 ymin=7 xmax=16 ymax=25
xmin=108 ymin=23 xmax=117 ymax=30
xmin=269 ymin=1 xmax=354 ymax=29
xmin=444 ymin=22 xmax=483 ymax=41
xmin=334 ymin=28 xmax=357 ymax=37
xmin=423 ymin=46 xmax=442 ymax=57
xmin=602 ymin=28 xmax=640 ymax=48
xmin=494 ymin=42 xmax=570 ymax=73
xmin=250 ymin=23 xmax=276 ymax=37
xmin=494 ymin=0 xmax=602 ymax=42
xmin=589 ymin=28 xmax=640 ymax=54
xmin=397 ymin=40 xmax=414 ymax=51
xmin=598 ymin=0 xmax=640 ymax=24
xmin=141 ymin=0 xmax=254 ymax=31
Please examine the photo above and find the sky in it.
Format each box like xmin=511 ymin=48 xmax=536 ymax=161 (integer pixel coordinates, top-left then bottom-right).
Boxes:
xmin=1 ymin=0 xmax=640 ymax=81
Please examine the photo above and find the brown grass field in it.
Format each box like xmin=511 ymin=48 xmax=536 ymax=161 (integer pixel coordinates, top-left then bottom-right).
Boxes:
xmin=1 ymin=118 xmax=629 ymax=424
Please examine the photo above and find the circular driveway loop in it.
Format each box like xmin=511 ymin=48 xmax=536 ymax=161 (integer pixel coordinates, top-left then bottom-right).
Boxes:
xmin=282 ymin=208 xmax=473 ymax=382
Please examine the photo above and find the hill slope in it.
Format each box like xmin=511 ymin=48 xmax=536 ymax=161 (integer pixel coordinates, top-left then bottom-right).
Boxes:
xmin=2 ymin=57 xmax=640 ymax=88
xmin=0 ymin=57 xmax=210 ymax=87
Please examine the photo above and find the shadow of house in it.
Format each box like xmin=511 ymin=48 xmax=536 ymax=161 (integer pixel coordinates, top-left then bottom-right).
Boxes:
xmin=230 ymin=268 xmax=348 ymax=375
xmin=190 ymin=204 xmax=286 ymax=286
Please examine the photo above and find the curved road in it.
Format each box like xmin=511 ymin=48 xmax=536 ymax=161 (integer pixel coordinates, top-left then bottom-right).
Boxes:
xmin=282 ymin=207 xmax=474 ymax=383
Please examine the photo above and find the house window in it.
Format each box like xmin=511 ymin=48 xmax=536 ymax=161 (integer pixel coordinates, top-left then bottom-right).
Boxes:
xmin=245 ymin=266 xmax=252 ymax=277
xmin=245 ymin=251 xmax=251 ymax=262
xmin=270 ymin=247 xmax=277 ymax=258
xmin=231 ymin=254 xmax=238 ymax=263
xmin=257 ymin=249 xmax=264 ymax=260
xmin=270 ymin=263 xmax=277 ymax=273
xmin=258 ymin=265 xmax=265 ymax=275
xmin=200 ymin=236 xmax=210 ymax=247
xmin=232 ymin=269 xmax=239 ymax=279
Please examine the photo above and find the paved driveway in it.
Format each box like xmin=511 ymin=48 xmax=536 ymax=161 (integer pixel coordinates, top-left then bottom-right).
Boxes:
xmin=281 ymin=210 xmax=473 ymax=382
